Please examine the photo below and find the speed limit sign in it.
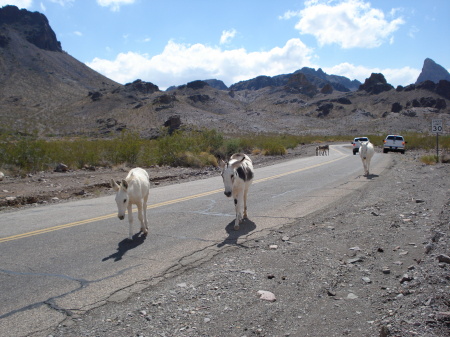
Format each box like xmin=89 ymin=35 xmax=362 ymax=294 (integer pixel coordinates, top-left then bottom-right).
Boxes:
xmin=432 ymin=119 xmax=443 ymax=133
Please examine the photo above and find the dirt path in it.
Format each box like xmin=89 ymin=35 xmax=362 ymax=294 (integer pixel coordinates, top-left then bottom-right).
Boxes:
xmin=35 ymin=151 xmax=450 ymax=337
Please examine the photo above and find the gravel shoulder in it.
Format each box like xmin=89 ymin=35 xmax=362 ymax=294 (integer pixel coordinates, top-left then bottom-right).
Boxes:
xmin=32 ymin=150 xmax=450 ymax=337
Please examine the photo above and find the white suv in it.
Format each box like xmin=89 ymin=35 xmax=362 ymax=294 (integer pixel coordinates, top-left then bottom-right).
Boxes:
xmin=383 ymin=135 xmax=406 ymax=154
xmin=351 ymin=137 xmax=369 ymax=155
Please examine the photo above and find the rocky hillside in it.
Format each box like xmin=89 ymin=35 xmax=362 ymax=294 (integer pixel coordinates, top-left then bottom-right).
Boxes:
xmin=0 ymin=5 xmax=120 ymax=135
xmin=0 ymin=5 xmax=449 ymax=138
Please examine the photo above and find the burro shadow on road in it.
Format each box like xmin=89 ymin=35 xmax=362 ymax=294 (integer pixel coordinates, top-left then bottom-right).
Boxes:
xmin=359 ymin=173 xmax=379 ymax=180
xmin=102 ymin=232 xmax=147 ymax=262
xmin=217 ymin=219 xmax=256 ymax=247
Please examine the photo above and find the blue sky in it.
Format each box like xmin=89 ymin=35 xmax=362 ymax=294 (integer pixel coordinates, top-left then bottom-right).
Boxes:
xmin=2 ymin=0 xmax=449 ymax=90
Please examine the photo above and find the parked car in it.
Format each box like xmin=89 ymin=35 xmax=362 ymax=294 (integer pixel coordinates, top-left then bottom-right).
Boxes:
xmin=383 ymin=135 xmax=406 ymax=154
xmin=351 ymin=137 xmax=370 ymax=155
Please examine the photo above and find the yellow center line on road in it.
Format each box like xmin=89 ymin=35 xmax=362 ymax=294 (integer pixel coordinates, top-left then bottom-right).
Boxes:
xmin=0 ymin=154 xmax=347 ymax=243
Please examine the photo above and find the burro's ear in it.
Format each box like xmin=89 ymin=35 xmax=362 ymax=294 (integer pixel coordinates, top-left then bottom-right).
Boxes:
xmin=111 ymin=179 xmax=120 ymax=192
xmin=219 ymin=158 xmax=226 ymax=170
xmin=122 ymin=179 xmax=128 ymax=190
xmin=231 ymin=156 xmax=245 ymax=169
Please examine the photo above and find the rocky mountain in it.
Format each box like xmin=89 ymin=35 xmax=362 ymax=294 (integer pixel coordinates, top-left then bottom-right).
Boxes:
xmin=359 ymin=73 xmax=394 ymax=94
xmin=229 ymin=67 xmax=361 ymax=92
xmin=203 ymin=79 xmax=228 ymax=90
xmin=167 ymin=79 xmax=228 ymax=91
xmin=416 ymin=58 xmax=450 ymax=84
xmin=0 ymin=5 xmax=121 ymax=134
xmin=0 ymin=5 xmax=61 ymax=52
xmin=0 ymin=5 xmax=449 ymax=138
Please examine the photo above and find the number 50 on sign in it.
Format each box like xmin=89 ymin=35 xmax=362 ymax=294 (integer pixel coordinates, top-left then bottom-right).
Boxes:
xmin=432 ymin=119 xmax=443 ymax=133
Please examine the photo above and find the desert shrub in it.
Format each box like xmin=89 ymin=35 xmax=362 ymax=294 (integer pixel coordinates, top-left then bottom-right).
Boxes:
xmin=107 ymin=131 xmax=143 ymax=165
xmin=263 ymin=143 xmax=287 ymax=156
xmin=251 ymin=148 xmax=262 ymax=156
xmin=47 ymin=138 xmax=105 ymax=169
xmin=3 ymin=138 xmax=49 ymax=172
xmin=398 ymin=132 xmax=449 ymax=151
xmin=279 ymin=134 xmax=301 ymax=149
xmin=198 ymin=129 xmax=224 ymax=154
xmin=154 ymin=129 xmax=224 ymax=166
xmin=175 ymin=151 xmax=218 ymax=168
xmin=420 ymin=155 xmax=438 ymax=165
xmin=198 ymin=151 xmax=218 ymax=167
xmin=155 ymin=130 xmax=190 ymax=166
xmin=4 ymin=130 xmax=447 ymax=174
xmin=220 ymin=138 xmax=243 ymax=157
xmin=136 ymin=140 xmax=159 ymax=167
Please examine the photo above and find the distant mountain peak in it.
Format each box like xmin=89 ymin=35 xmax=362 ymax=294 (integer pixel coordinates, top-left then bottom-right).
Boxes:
xmin=229 ymin=67 xmax=361 ymax=93
xmin=0 ymin=5 xmax=62 ymax=52
xmin=416 ymin=58 xmax=450 ymax=84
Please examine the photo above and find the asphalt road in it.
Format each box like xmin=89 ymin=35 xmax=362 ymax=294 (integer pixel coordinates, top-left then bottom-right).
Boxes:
xmin=0 ymin=144 xmax=391 ymax=336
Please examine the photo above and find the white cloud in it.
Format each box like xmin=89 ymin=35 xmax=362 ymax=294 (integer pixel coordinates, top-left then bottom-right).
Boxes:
xmin=86 ymin=38 xmax=316 ymax=90
xmin=96 ymin=0 xmax=135 ymax=12
xmin=49 ymin=0 xmax=75 ymax=6
xmin=293 ymin=0 xmax=405 ymax=49
xmin=73 ymin=31 xmax=82 ymax=36
xmin=0 ymin=0 xmax=75 ymax=8
xmin=0 ymin=0 xmax=32 ymax=8
xmin=220 ymin=29 xmax=237 ymax=45
xmin=278 ymin=10 xmax=299 ymax=20
xmin=324 ymin=62 xmax=420 ymax=87
xmin=408 ymin=25 xmax=419 ymax=39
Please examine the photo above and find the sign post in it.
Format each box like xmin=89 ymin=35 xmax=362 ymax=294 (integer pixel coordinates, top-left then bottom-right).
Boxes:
xmin=432 ymin=119 xmax=443 ymax=162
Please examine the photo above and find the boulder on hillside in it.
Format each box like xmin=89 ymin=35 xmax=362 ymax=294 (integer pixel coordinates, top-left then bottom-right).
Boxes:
xmin=435 ymin=98 xmax=447 ymax=110
xmin=164 ymin=115 xmax=182 ymax=134
xmin=416 ymin=80 xmax=436 ymax=91
xmin=153 ymin=94 xmax=177 ymax=105
xmin=317 ymin=102 xmax=333 ymax=117
xmin=420 ymin=97 xmax=438 ymax=108
xmin=436 ymin=80 xmax=450 ymax=100
xmin=335 ymin=97 xmax=352 ymax=105
xmin=408 ymin=97 xmax=446 ymax=110
xmin=88 ymin=91 xmax=102 ymax=101
xmin=188 ymin=94 xmax=210 ymax=103
xmin=97 ymin=118 xmax=126 ymax=134
xmin=285 ymin=73 xmax=318 ymax=97
xmin=0 ymin=33 xmax=10 ymax=47
xmin=124 ymin=79 xmax=159 ymax=94
xmin=320 ymin=83 xmax=333 ymax=94
xmin=359 ymin=73 xmax=394 ymax=94
xmin=391 ymin=102 xmax=403 ymax=112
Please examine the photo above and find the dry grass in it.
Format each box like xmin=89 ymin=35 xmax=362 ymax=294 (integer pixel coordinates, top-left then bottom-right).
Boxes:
xmin=1 ymin=129 xmax=448 ymax=174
